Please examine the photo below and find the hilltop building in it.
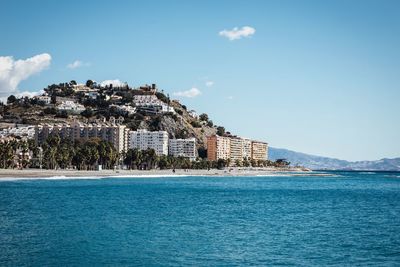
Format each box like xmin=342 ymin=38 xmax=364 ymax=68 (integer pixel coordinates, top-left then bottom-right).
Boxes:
xmin=35 ymin=95 xmax=51 ymax=105
xmin=133 ymin=95 xmax=175 ymax=114
xmin=110 ymin=104 xmax=136 ymax=115
xmin=57 ymin=100 xmax=85 ymax=114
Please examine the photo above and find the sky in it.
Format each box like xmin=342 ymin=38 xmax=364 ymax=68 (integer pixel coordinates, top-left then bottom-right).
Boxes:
xmin=0 ymin=0 xmax=399 ymax=161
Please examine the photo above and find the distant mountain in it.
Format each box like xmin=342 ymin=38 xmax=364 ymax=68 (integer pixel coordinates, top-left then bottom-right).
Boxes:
xmin=269 ymin=147 xmax=400 ymax=171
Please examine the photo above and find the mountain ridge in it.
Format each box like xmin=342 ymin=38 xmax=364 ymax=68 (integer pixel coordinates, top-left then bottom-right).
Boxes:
xmin=269 ymin=147 xmax=400 ymax=171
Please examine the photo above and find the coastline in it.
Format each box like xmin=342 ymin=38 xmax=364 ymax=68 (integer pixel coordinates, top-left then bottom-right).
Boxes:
xmin=0 ymin=167 xmax=320 ymax=180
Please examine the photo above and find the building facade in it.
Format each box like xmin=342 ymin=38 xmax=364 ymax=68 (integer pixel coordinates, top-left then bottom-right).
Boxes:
xmin=168 ymin=138 xmax=196 ymax=160
xmin=133 ymin=95 xmax=175 ymax=114
xmin=207 ymin=135 xmax=268 ymax=164
xmin=251 ymin=141 xmax=268 ymax=161
xmin=207 ymin=135 xmax=231 ymax=161
xmin=35 ymin=118 xmax=129 ymax=153
xmin=129 ymin=129 xmax=168 ymax=156
xmin=229 ymin=137 xmax=243 ymax=164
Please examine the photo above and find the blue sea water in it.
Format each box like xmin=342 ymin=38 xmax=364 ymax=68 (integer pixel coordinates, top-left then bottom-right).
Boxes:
xmin=1 ymin=171 xmax=400 ymax=266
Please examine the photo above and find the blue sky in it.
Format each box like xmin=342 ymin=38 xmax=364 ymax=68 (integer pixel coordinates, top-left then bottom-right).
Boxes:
xmin=1 ymin=0 xmax=399 ymax=161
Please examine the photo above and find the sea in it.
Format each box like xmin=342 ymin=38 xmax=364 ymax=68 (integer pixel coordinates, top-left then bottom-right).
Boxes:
xmin=0 ymin=171 xmax=399 ymax=266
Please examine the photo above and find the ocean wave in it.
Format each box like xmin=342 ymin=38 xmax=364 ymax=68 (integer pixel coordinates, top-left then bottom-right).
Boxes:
xmin=0 ymin=174 xmax=196 ymax=181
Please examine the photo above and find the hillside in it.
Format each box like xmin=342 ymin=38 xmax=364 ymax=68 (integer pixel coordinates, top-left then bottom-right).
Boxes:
xmin=0 ymin=81 xmax=218 ymax=150
xmin=269 ymin=147 xmax=400 ymax=171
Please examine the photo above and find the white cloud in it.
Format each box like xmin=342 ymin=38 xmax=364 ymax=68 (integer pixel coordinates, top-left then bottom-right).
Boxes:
xmin=173 ymin=88 xmax=202 ymax=98
xmin=219 ymin=26 xmax=256 ymax=41
xmin=227 ymin=96 xmax=234 ymax=100
xmin=100 ymin=79 xmax=127 ymax=87
xmin=67 ymin=60 xmax=90 ymax=69
xmin=205 ymin=81 xmax=214 ymax=87
xmin=0 ymin=53 xmax=51 ymax=96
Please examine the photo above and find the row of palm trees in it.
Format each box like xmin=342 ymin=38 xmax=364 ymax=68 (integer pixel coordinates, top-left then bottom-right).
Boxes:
xmin=0 ymin=139 xmax=36 ymax=169
xmin=0 ymin=135 xmax=290 ymax=170
xmin=41 ymin=136 xmax=119 ymax=170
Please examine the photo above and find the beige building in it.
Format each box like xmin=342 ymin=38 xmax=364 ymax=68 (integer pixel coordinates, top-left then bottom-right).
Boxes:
xmin=207 ymin=135 xmax=268 ymax=164
xmin=207 ymin=135 xmax=231 ymax=161
xmin=35 ymin=117 xmax=129 ymax=153
xmin=251 ymin=141 xmax=268 ymax=161
xmin=242 ymin=138 xmax=252 ymax=160
xmin=229 ymin=137 xmax=243 ymax=164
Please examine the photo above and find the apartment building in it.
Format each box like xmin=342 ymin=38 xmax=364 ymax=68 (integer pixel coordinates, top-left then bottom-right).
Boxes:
xmin=207 ymin=135 xmax=231 ymax=161
xmin=242 ymin=138 xmax=252 ymax=160
xmin=229 ymin=137 xmax=243 ymax=164
xmin=35 ymin=118 xmax=129 ymax=153
xmin=207 ymin=134 xmax=268 ymax=164
xmin=251 ymin=141 xmax=268 ymax=161
xmin=169 ymin=138 xmax=196 ymax=160
xmin=129 ymin=129 xmax=168 ymax=156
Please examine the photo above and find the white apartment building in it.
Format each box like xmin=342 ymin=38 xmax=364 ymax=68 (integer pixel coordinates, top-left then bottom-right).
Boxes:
xmin=133 ymin=95 xmax=175 ymax=114
xmin=57 ymin=100 xmax=85 ymax=113
xmin=169 ymin=138 xmax=196 ymax=161
xmin=129 ymin=129 xmax=168 ymax=155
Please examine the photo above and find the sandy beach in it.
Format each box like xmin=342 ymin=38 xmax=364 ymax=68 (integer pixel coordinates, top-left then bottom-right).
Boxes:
xmin=0 ymin=167 xmax=320 ymax=180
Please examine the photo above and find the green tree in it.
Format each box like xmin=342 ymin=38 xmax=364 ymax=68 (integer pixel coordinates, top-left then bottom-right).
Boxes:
xmin=86 ymin=80 xmax=94 ymax=88
xmin=7 ymin=95 xmax=17 ymax=105
xmin=216 ymin=126 xmax=225 ymax=136
xmin=199 ymin=113 xmax=209 ymax=121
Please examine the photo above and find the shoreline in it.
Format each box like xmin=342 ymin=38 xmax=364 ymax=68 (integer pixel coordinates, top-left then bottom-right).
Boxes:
xmin=0 ymin=167 xmax=323 ymax=180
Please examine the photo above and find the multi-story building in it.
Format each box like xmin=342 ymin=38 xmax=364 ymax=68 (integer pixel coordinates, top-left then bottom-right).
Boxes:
xmin=229 ymin=137 xmax=243 ymax=165
xmin=251 ymin=141 xmax=268 ymax=161
xmin=242 ymin=138 xmax=252 ymax=160
xmin=207 ymin=134 xmax=268 ymax=164
xmin=129 ymin=129 xmax=168 ymax=156
xmin=169 ymin=138 xmax=196 ymax=161
xmin=207 ymin=135 xmax=231 ymax=161
xmin=35 ymin=118 xmax=129 ymax=153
